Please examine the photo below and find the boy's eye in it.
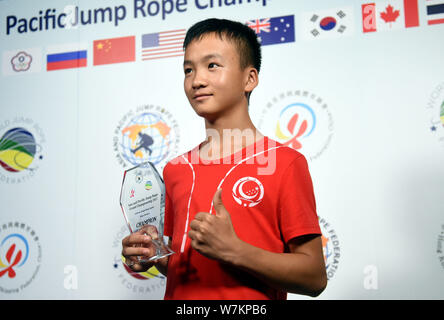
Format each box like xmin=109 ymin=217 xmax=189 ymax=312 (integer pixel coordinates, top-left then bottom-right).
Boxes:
xmin=208 ymin=62 xmax=218 ymax=69
xmin=184 ymin=68 xmax=192 ymax=74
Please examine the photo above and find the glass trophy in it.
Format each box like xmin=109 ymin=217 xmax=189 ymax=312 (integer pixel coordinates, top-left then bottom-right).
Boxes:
xmin=120 ymin=161 xmax=174 ymax=262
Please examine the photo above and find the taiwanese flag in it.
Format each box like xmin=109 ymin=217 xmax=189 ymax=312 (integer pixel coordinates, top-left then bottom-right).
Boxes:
xmin=93 ymin=36 xmax=135 ymax=66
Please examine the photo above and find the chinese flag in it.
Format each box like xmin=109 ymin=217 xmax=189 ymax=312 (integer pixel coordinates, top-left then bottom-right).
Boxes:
xmin=93 ymin=36 xmax=135 ymax=66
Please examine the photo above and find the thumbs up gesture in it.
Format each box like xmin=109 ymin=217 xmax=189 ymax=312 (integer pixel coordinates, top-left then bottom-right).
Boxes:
xmin=188 ymin=189 xmax=242 ymax=263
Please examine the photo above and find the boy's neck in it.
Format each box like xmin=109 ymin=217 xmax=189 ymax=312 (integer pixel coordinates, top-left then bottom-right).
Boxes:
xmin=199 ymin=103 xmax=264 ymax=161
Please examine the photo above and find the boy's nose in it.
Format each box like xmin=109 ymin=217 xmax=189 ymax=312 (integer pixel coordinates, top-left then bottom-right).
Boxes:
xmin=192 ymin=71 xmax=208 ymax=89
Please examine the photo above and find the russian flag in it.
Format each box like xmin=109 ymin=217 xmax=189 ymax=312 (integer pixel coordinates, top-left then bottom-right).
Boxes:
xmin=46 ymin=44 xmax=87 ymax=71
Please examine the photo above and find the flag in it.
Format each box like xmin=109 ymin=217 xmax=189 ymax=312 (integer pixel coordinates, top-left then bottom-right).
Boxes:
xmin=246 ymin=15 xmax=295 ymax=46
xmin=46 ymin=43 xmax=87 ymax=71
xmin=301 ymin=7 xmax=354 ymax=40
xmin=141 ymin=29 xmax=186 ymax=61
xmin=426 ymin=0 xmax=444 ymax=25
xmin=2 ymin=48 xmax=41 ymax=75
xmin=362 ymin=0 xmax=419 ymax=33
xmin=93 ymin=36 xmax=135 ymax=66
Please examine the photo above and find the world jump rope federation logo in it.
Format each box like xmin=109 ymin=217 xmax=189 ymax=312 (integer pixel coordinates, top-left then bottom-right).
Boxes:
xmin=0 ymin=222 xmax=41 ymax=294
xmin=257 ymin=90 xmax=334 ymax=161
xmin=232 ymin=176 xmax=264 ymax=208
xmin=113 ymin=104 xmax=179 ymax=172
xmin=426 ymin=82 xmax=444 ymax=147
xmin=0 ymin=118 xmax=45 ymax=184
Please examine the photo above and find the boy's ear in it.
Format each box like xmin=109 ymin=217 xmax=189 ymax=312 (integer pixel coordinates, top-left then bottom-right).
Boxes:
xmin=244 ymin=67 xmax=259 ymax=94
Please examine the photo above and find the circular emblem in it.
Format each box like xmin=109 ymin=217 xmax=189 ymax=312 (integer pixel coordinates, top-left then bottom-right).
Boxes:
xmin=11 ymin=51 xmax=33 ymax=72
xmin=232 ymin=176 xmax=264 ymax=208
xmin=257 ymin=90 xmax=334 ymax=161
xmin=318 ymin=216 xmax=340 ymax=280
xmin=112 ymin=225 xmax=166 ymax=297
xmin=426 ymin=82 xmax=444 ymax=148
xmin=0 ymin=118 xmax=45 ymax=184
xmin=0 ymin=222 xmax=42 ymax=294
xmin=113 ymin=105 xmax=179 ymax=172
xmin=320 ymin=17 xmax=337 ymax=31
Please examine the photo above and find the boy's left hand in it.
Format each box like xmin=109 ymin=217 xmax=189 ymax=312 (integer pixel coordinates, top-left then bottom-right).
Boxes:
xmin=188 ymin=188 xmax=242 ymax=263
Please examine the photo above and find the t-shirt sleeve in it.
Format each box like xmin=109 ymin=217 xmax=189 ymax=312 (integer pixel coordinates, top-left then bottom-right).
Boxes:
xmin=278 ymin=154 xmax=321 ymax=244
xmin=163 ymin=164 xmax=174 ymax=238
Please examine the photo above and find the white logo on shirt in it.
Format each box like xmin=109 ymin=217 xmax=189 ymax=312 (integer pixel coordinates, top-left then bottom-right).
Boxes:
xmin=232 ymin=176 xmax=264 ymax=208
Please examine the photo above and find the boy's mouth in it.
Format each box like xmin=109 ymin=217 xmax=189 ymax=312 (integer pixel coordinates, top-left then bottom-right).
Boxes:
xmin=193 ymin=93 xmax=213 ymax=101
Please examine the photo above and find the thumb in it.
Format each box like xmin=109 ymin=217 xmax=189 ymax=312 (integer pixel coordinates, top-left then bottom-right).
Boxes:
xmin=213 ymin=188 xmax=229 ymax=217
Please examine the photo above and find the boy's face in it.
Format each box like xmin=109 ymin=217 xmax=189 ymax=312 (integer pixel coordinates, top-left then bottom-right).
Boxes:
xmin=183 ymin=33 xmax=252 ymax=120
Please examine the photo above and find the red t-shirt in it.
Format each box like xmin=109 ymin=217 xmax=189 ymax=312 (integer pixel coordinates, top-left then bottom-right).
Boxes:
xmin=162 ymin=136 xmax=321 ymax=300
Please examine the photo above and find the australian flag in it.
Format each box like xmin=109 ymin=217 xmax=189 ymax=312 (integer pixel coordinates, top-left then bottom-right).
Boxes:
xmin=246 ymin=15 xmax=295 ymax=46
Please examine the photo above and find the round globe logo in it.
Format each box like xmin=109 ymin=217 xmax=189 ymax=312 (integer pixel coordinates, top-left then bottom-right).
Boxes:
xmin=121 ymin=112 xmax=171 ymax=166
xmin=114 ymin=105 xmax=179 ymax=171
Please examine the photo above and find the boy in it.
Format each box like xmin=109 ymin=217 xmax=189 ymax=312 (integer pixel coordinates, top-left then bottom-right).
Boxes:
xmin=122 ymin=18 xmax=327 ymax=300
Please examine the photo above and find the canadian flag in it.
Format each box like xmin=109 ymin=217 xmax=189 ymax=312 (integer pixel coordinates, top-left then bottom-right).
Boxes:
xmin=362 ymin=0 xmax=419 ymax=32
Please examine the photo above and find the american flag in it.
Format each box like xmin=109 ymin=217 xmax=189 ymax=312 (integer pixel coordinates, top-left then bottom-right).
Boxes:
xmin=246 ymin=15 xmax=295 ymax=46
xmin=141 ymin=29 xmax=186 ymax=61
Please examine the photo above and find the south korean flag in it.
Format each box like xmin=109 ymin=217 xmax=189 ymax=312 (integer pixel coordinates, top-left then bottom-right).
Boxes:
xmin=301 ymin=6 xmax=354 ymax=40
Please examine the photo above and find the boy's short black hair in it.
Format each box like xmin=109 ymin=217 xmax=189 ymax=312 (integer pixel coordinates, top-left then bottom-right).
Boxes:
xmin=183 ymin=18 xmax=262 ymax=73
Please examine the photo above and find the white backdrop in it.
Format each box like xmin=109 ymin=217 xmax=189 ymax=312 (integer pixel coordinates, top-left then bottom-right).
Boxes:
xmin=1 ymin=0 xmax=443 ymax=299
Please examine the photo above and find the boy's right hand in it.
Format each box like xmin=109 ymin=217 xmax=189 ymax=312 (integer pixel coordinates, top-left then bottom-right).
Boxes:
xmin=121 ymin=225 xmax=159 ymax=272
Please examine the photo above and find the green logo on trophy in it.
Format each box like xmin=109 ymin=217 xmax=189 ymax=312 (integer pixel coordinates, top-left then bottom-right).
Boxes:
xmin=120 ymin=162 xmax=174 ymax=261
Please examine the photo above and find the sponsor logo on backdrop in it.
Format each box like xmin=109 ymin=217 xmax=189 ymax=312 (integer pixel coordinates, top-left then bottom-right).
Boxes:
xmin=0 ymin=117 xmax=45 ymax=184
xmin=362 ymin=0 xmax=419 ymax=33
xmin=426 ymin=82 xmax=444 ymax=147
xmin=113 ymin=104 xmax=179 ymax=171
xmin=426 ymin=0 xmax=444 ymax=25
xmin=257 ymin=90 xmax=334 ymax=161
xmin=141 ymin=28 xmax=186 ymax=61
xmin=318 ymin=216 xmax=340 ymax=280
xmin=0 ymin=222 xmax=42 ymax=294
xmin=437 ymin=224 xmax=444 ymax=270
xmin=302 ymin=6 xmax=354 ymax=40
xmin=246 ymin=15 xmax=295 ymax=46
xmin=2 ymin=48 xmax=42 ymax=76
xmin=112 ymin=225 xmax=165 ymax=295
